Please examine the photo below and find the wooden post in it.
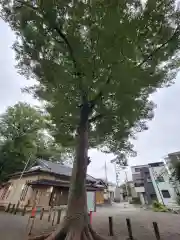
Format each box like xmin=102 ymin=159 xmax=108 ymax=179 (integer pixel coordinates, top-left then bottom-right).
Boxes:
xmin=14 ymin=201 xmax=20 ymax=215
xmin=22 ymin=206 xmax=26 ymax=216
xmin=48 ymin=208 xmax=52 ymax=222
xmin=89 ymin=211 xmax=92 ymax=225
xmin=126 ymin=218 xmax=133 ymax=240
xmin=52 ymin=210 xmax=56 ymax=226
xmin=5 ymin=203 xmax=11 ymax=212
xmin=40 ymin=207 xmax=44 ymax=220
xmin=153 ymin=222 xmax=161 ymax=240
xmin=108 ymin=216 xmax=114 ymax=236
xmin=10 ymin=204 xmax=15 ymax=213
xmin=28 ymin=217 xmax=35 ymax=236
xmin=57 ymin=209 xmax=62 ymax=224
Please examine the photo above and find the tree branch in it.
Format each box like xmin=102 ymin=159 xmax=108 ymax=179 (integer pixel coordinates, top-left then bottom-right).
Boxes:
xmin=89 ymin=114 xmax=103 ymax=123
xmin=90 ymin=26 xmax=180 ymax=109
xmin=137 ymin=26 xmax=180 ymax=68
xmin=16 ymin=0 xmax=87 ymax=102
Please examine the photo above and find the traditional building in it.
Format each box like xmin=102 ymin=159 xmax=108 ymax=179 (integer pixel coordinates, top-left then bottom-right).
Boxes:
xmin=0 ymin=160 xmax=104 ymax=209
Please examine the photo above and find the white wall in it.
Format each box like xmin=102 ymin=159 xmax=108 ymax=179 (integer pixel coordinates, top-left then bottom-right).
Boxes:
xmin=135 ymin=186 xmax=145 ymax=193
xmin=131 ymin=165 xmax=148 ymax=175
xmin=149 ymin=165 xmax=177 ymax=206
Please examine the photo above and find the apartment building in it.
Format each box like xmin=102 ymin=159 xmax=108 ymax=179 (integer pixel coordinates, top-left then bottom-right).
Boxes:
xmin=132 ymin=162 xmax=178 ymax=207
xmin=164 ymin=151 xmax=180 ymax=196
xmin=131 ymin=165 xmax=157 ymax=205
xmin=149 ymin=162 xmax=178 ymax=207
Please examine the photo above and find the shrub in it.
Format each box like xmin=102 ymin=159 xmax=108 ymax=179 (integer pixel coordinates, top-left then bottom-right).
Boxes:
xmin=152 ymin=201 xmax=168 ymax=212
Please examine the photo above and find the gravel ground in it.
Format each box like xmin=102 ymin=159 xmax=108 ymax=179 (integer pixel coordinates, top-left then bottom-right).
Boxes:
xmin=1 ymin=203 xmax=180 ymax=240
xmin=92 ymin=203 xmax=180 ymax=240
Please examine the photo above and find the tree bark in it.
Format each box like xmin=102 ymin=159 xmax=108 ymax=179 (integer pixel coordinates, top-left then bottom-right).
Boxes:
xmin=46 ymin=104 xmax=90 ymax=240
xmin=65 ymin=118 xmax=89 ymax=229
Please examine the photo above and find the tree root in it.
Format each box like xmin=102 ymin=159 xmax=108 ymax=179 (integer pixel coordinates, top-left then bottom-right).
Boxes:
xmin=28 ymin=225 xmax=107 ymax=240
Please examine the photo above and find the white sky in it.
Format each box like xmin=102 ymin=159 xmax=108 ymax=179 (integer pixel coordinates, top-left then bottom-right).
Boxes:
xmin=1 ymin=20 xmax=180 ymax=184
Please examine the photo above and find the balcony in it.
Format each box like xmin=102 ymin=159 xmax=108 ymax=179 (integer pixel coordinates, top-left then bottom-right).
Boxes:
xmin=134 ymin=182 xmax=145 ymax=193
xmin=134 ymin=182 xmax=144 ymax=187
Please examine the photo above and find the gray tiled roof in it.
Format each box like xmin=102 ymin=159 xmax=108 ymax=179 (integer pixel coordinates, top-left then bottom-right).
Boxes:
xmin=37 ymin=159 xmax=96 ymax=182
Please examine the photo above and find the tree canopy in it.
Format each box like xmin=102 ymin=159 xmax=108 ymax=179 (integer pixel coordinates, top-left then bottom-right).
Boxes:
xmin=0 ymin=102 xmax=65 ymax=182
xmin=1 ymin=1 xmax=180 ymax=239
xmin=1 ymin=0 xmax=180 ymax=163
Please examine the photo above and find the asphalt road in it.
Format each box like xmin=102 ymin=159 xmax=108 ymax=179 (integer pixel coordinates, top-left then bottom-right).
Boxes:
xmin=0 ymin=212 xmax=28 ymax=240
xmin=1 ymin=203 xmax=180 ymax=240
xmin=93 ymin=203 xmax=180 ymax=240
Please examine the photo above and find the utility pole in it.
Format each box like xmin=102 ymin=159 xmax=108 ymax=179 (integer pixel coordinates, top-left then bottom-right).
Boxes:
xmin=105 ymin=160 xmax=108 ymax=184
xmin=10 ymin=154 xmax=32 ymax=204
xmin=124 ymin=171 xmax=129 ymax=202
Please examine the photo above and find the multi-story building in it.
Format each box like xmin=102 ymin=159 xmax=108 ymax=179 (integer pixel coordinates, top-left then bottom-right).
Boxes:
xmin=131 ymin=165 xmax=157 ymax=205
xmin=164 ymin=151 xmax=180 ymax=196
xmin=148 ymin=162 xmax=177 ymax=207
xmin=132 ymin=162 xmax=179 ymax=207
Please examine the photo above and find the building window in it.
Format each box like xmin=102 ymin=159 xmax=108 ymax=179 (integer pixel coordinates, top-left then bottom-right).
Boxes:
xmin=135 ymin=168 xmax=140 ymax=172
xmin=147 ymin=177 xmax=152 ymax=182
xmin=156 ymin=176 xmax=164 ymax=182
xmin=6 ymin=184 xmax=13 ymax=199
xmin=150 ymin=194 xmax=157 ymax=201
xmin=161 ymin=190 xmax=171 ymax=198
xmin=20 ymin=181 xmax=31 ymax=201
xmin=0 ymin=187 xmax=8 ymax=200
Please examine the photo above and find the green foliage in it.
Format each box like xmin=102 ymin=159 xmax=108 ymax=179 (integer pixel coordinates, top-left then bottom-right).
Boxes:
xmin=0 ymin=102 xmax=66 ymax=182
xmin=170 ymin=159 xmax=180 ymax=182
xmin=1 ymin=1 xmax=180 ymax=162
xmin=152 ymin=201 xmax=168 ymax=212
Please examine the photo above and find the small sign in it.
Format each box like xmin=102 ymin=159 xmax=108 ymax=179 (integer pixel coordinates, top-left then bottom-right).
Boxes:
xmin=36 ymin=207 xmax=41 ymax=213
xmin=87 ymin=191 xmax=96 ymax=212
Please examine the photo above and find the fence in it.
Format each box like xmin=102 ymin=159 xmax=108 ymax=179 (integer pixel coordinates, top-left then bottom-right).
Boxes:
xmin=108 ymin=216 xmax=162 ymax=240
xmin=4 ymin=203 xmax=93 ymax=236
xmin=4 ymin=203 xmax=164 ymax=239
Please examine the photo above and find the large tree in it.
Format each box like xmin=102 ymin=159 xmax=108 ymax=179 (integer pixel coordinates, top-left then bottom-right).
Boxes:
xmin=0 ymin=102 xmax=65 ymax=182
xmin=1 ymin=1 xmax=180 ymax=240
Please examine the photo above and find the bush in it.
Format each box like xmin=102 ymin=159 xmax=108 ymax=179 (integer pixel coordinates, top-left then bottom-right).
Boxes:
xmin=152 ymin=201 xmax=168 ymax=212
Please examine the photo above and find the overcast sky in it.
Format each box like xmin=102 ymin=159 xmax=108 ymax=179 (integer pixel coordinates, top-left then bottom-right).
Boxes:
xmin=1 ymin=20 xmax=180 ymax=184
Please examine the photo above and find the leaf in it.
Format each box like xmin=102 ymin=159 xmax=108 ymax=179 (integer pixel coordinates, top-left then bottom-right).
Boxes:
xmin=1 ymin=0 xmax=180 ymax=162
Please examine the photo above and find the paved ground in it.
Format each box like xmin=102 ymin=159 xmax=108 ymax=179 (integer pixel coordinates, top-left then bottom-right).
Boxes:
xmin=93 ymin=203 xmax=180 ymax=240
xmin=1 ymin=203 xmax=180 ymax=239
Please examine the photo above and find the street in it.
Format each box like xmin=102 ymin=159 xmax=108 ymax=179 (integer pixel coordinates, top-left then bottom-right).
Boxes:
xmin=93 ymin=203 xmax=180 ymax=240
xmin=0 ymin=203 xmax=180 ymax=240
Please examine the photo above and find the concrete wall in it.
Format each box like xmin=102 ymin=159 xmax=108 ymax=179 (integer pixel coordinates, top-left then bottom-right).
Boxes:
xmin=149 ymin=164 xmax=177 ymax=207
xmin=132 ymin=165 xmax=157 ymax=205
xmin=135 ymin=186 xmax=145 ymax=193
xmin=129 ymin=183 xmax=138 ymax=198
xmin=141 ymin=167 xmax=157 ymax=204
xmin=114 ymin=187 xmax=121 ymax=202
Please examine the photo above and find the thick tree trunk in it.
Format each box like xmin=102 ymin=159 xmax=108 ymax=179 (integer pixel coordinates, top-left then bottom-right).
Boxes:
xmin=46 ymin=105 xmax=91 ymax=240
xmin=44 ymin=104 xmax=106 ymax=240
xmin=65 ymin=120 xmax=89 ymax=229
